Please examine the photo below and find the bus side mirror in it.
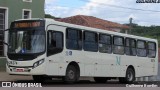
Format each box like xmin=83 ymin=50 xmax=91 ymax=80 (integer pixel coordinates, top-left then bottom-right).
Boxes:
xmin=4 ymin=29 xmax=9 ymax=32
xmin=3 ymin=29 xmax=9 ymax=46
xmin=3 ymin=40 xmax=9 ymax=46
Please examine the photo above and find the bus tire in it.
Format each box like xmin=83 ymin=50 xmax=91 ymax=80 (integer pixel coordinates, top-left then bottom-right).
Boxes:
xmin=32 ymin=75 xmax=45 ymax=83
xmin=94 ymin=77 xmax=107 ymax=83
xmin=125 ymin=68 xmax=135 ymax=83
xmin=120 ymin=68 xmax=135 ymax=84
xmin=63 ymin=65 xmax=77 ymax=84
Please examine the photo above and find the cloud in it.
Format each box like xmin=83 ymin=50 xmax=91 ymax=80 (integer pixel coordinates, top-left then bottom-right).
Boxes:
xmin=45 ymin=0 xmax=74 ymax=17
xmin=72 ymin=0 xmax=160 ymax=26
xmin=72 ymin=0 xmax=116 ymax=15
xmin=45 ymin=6 xmax=71 ymax=17
xmin=70 ymin=0 xmax=137 ymax=23
xmin=45 ymin=0 xmax=160 ymax=26
xmin=45 ymin=0 xmax=57 ymax=4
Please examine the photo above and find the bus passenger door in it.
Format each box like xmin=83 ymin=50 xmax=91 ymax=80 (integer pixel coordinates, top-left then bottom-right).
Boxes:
xmin=46 ymin=26 xmax=64 ymax=75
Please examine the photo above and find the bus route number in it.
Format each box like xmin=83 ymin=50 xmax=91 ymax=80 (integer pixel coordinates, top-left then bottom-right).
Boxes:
xmin=66 ymin=51 xmax=72 ymax=56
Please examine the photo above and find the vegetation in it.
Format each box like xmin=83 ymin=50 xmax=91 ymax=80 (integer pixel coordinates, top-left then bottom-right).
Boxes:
xmin=122 ymin=23 xmax=160 ymax=47
xmin=45 ymin=14 xmax=60 ymax=19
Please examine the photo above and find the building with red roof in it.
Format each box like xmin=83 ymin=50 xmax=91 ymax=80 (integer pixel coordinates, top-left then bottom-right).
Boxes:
xmin=56 ymin=15 xmax=129 ymax=32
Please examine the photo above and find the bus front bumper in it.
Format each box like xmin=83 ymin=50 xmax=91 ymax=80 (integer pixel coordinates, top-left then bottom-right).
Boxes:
xmin=6 ymin=63 xmax=46 ymax=75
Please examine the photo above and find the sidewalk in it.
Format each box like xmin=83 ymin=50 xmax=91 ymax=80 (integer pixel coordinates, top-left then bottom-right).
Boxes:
xmin=0 ymin=58 xmax=6 ymax=71
xmin=0 ymin=72 xmax=32 ymax=81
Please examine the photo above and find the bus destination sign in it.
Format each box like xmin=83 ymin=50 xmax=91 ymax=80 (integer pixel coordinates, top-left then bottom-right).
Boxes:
xmin=12 ymin=21 xmax=44 ymax=28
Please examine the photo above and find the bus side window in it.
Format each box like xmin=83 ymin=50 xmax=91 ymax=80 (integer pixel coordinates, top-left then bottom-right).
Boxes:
xmin=137 ymin=40 xmax=147 ymax=57
xmin=99 ymin=34 xmax=112 ymax=53
xmin=83 ymin=31 xmax=98 ymax=52
xmin=125 ymin=38 xmax=136 ymax=56
xmin=148 ymin=42 xmax=156 ymax=58
xmin=66 ymin=28 xmax=82 ymax=50
xmin=113 ymin=36 xmax=124 ymax=55
xmin=47 ymin=31 xmax=63 ymax=56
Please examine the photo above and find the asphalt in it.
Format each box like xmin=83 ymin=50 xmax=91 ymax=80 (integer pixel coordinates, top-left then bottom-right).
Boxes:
xmin=0 ymin=71 xmax=95 ymax=82
xmin=0 ymin=72 xmax=32 ymax=81
xmin=0 ymin=72 xmax=160 ymax=87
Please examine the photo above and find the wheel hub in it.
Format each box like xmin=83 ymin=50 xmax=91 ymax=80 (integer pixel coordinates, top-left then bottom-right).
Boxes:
xmin=127 ymin=71 xmax=133 ymax=81
xmin=68 ymin=70 xmax=75 ymax=79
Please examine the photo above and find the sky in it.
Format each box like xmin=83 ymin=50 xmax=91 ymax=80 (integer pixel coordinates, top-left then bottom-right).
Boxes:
xmin=45 ymin=0 xmax=160 ymax=26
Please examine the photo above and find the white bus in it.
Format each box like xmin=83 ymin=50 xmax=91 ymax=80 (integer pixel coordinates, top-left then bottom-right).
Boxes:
xmin=6 ymin=18 xmax=158 ymax=84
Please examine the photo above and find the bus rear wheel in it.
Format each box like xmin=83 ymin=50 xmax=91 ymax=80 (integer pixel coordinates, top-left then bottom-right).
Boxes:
xmin=119 ymin=68 xmax=135 ymax=84
xmin=125 ymin=68 xmax=135 ymax=83
xmin=94 ymin=77 xmax=108 ymax=83
xmin=63 ymin=65 xmax=78 ymax=84
xmin=32 ymin=75 xmax=45 ymax=83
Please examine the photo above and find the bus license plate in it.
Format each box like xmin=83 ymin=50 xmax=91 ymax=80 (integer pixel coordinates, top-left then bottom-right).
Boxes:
xmin=16 ymin=68 xmax=24 ymax=72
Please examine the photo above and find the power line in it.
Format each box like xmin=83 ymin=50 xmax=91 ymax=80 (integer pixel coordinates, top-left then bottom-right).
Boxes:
xmin=45 ymin=3 xmax=160 ymax=25
xmin=45 ymin=5 xmax=160 ymax=15
xmin=134 ymin=20 xmax=160 ymax=24
xmin=79 ymin=0 xmax=160 ymax=13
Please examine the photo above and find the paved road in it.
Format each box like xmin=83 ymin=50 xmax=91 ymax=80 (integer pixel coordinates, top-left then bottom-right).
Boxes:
xmin=0 ymin=72 xmax=160 ymax=87
xmin=1 ymin=79 xmax=160 ymax=87
xmin=12 ymin=80 xmax=126 ymax=87
xmin=0 ymin=72 xmax=32 ymax=81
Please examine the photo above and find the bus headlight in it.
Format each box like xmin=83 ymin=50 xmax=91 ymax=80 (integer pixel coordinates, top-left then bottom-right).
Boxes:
xmin=33 ymin=59 xmax=44 ymax=69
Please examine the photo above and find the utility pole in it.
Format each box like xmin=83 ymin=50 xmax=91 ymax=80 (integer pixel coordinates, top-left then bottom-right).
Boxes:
xmin=129 ymin=17 xmax=133 ymax=34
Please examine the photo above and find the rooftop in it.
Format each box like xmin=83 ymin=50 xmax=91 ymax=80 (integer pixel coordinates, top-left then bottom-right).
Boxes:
xmin=56 ymin=15 xmax=129 ymax=32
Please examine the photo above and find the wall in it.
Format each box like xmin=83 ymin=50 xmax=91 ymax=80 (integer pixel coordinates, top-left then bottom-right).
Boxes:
xmin=0 ymin=0 xmax=45 ymax=27
xmin=0 ymin=0 xmax=45 ymax=70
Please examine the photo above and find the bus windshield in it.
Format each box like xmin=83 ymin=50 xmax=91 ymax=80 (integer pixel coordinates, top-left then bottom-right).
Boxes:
xmin=8 ymin=29 xmax=45 ymax=54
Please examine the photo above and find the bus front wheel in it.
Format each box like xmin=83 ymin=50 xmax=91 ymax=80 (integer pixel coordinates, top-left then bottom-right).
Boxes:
xmin=63 ymin=65 xmax=78 ymax=84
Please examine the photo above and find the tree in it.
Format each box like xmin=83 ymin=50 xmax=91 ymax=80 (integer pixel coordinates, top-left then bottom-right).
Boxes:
xmin=45 ymin=14 xmax=61 ymax=19
xmin=124 ymin=24 xmax=160 ymax=47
